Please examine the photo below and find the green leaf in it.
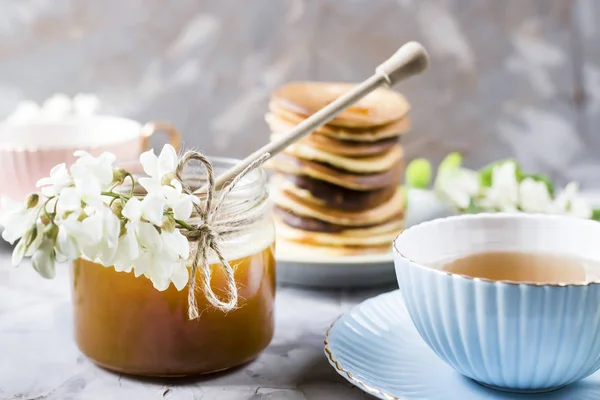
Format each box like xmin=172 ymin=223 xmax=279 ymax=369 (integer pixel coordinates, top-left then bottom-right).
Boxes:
xmin=405 ymin=158 xmax=432 ymax=189
xmin=438 ymin=152 xmax=463 ymax=173
xmin=592 ymin=208 xmax=600 ymax=221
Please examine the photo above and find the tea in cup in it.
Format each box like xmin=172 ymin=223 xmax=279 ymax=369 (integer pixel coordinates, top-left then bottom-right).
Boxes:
xmin=0 ymin=117 xmax=181 ymax=202
xmin=393 ymin=213 xmax=600 ymax=393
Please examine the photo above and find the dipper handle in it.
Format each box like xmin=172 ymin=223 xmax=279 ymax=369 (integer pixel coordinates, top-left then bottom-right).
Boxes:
xmin=200 ymin=41 xmax=429 ymax=193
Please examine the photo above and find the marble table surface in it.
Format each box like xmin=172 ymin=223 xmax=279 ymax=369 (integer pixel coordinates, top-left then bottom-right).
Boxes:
xmin=0 ymin=242 xmax=396 ymax=400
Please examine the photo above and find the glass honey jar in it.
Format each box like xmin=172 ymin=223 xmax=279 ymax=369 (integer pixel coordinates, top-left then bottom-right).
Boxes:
xmin=70 ymin=158 xmax=276 ymax=377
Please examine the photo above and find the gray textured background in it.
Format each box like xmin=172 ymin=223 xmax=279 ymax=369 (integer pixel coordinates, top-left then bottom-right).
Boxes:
xmin=0 ymin=0 xmax=599 ymax=186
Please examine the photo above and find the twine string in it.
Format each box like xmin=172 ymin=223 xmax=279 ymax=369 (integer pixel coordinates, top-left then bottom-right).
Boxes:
xmin=174 ymin=151 xmax=270 ymax=320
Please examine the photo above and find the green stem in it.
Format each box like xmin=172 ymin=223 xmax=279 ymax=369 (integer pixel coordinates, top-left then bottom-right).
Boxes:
xmin=127 ymin=174 xmax=136 ymax=198
xmin=175 ymin=219 xmax=194 ymax=231
xmin=36 ymin=196 xmax=54 ymax=222
xmin=43 ymin=199 xmax=56 ymax=226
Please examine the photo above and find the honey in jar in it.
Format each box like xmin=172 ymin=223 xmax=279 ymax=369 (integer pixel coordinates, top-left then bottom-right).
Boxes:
xmin=70 ymin=158 xmax=276 ymax=377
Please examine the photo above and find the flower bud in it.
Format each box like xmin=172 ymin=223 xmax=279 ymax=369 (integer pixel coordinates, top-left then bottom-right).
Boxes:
xmin=113 ymin=168 xmax=129 ymax=185
xmin=26 ymin=193 xmax=40 ymax=209
xmin=77 ymin=211 xmax=88 ymax=222
xmin=40 ymin=214 xmax=51 ymax=225
xmin=161 ymin=172 xmax=176 ymax=187
xmin=119 ymin=220 xmax=127 ymax=237
xmin=44 ymin=224 xmax=59 ymax=242
xmin=162 ymin=215 xmax=176 ymax=232
xmin=111 ymin=201 xmax=124 ymax=219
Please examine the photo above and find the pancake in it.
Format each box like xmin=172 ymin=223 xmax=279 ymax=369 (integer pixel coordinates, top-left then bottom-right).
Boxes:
xmin=276 ymin=237 xmax=392 ymax=256
xmin=265 ymin=154 xmax=404 ymax=191
xmin=274 ymin=205 xmax=403 ymax=233
xmin=267 ymin=115 xmax=399 ymax=157
xmin=271 ymin=174 xmax=397 ymax=211
xmin=281 ymin=143 xmax=403 ymax=174
xmin=271 ymin=184 xmax=405 ymax=227
xmin=265 ymin=113 xmax=400 ymax=157
xmin=267 ymin=107 xmax=410 ymax=142
xmin=274 ymin=216 xmax=403 ymax=247
xmin=271 ymin=131 xmax=399 ymax=158
xmin=271 ymin=82 xmax=410 ymax=128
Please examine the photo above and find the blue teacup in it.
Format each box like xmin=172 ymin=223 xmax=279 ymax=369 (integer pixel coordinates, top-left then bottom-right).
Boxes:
xmin=393 ymin=213 xmax=600 ymax=393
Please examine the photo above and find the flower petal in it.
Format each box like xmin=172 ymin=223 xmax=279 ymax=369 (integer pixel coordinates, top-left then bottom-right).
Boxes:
xmin=136 ymin=222 xmax=162 ymax=252
xmin=139 ymin=149 xmax=159 ymax=179
xmin=171 ymin=261 xmax=189 ymax=291
xmin=103 ymin=209 xmax=121 ymax=248
xmin=157 ymin=145 xmax=178 ymax=178
xmin=162 ymin=229 xmax=190 ymax=259
xmin=122 ymin=197 xmax=143 ymax=223
xmin=172 ymin=196 xmax=194 ymax=221
xmin=56 ymin=225 xmax=80 ymax=259
xmin=57 ymin=187 xmax=82 ymax=212
xmin=139 ymin=177 xmax=162 ymax=195
xmin=141 ymin=194 xmax=165 ymax=226
xmin=122 ymin=225 xmax=140 ymax=260
xmin=80 ymin=212 xmax=103 ymax=246
xmin=25 ymin=223 xmax=44 ymax=257
xmin=12 ymin=239 xmax=27 ymax=266
xmin=32 ymin=240 xmax=56 ymax=279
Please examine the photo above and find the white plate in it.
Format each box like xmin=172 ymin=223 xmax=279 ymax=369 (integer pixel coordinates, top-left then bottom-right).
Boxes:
xmin=276 ymin=189 xmax=600 ymax=288
xmin=276 ymin=189 xmax=453 ymax=288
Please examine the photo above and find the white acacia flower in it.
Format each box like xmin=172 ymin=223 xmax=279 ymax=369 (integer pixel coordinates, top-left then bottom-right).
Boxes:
xmin=519 ymin=178 xmax=553 ymax=214
xmin=434 ymin=167 xmax=480 ymax=210
xmin=79 ymin=207 xmax=120 ymax=262
xmin=12 ymin=222 xmax=44 ymax=267
xmin=480 ymin=162 xmax=519 ymax=212
xmin=36 ymin=163 xmax=73 ymax=197
xmin=160 ymin=229 xmax=190 ymax=290
xmin=163 ymin=179 xmax=197 ymax=220
xmin=126 ymin=222 xmax=190 ymax=291
xmin=170 ymin=261 xmax=189 ymax=291
xmin=161 ymin=229 xmax=190 ymax=260
xmin=139 ymin=145 xmax=178 ymax=194
xmin=31 ymin=238 xmax=56 ymax=279
xmin=56 ymin=217 xmax=85 ymax=260
xmin=71 ymin=151 xmax=116 ymax=190
xmin=111 ymin=223 xmax=140 ymax=273
xmin=136 ymin=249 xmax=174 ymax=291
xmin=1 ymin=196 xmax=39 ymax=245
xmin=136 ymin=221 xmax=163 ymax=252
xmin=553 ymin=182 xmax=592 ymax=219
xmin=1 ymin=145 xmax=196 ymax=292
xmin=122 ymin=195 xmax=165 ymax=227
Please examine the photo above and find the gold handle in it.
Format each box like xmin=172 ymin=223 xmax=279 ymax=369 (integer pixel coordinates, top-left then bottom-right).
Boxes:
xmin=140 ymin=121 xmax=182 ymax=152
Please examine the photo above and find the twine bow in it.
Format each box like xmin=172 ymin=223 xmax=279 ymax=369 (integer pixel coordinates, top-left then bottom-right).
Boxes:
xmin=174 ymin=151 xmax=270 ymax=320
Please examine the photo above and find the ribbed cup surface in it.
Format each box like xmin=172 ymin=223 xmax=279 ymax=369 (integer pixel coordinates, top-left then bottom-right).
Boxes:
xmin=394 ymin=213 xmax=600 ymax=392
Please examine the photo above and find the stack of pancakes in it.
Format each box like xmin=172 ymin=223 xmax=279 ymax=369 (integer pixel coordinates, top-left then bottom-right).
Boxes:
xmin=266 ymin=82 xmax=410 ymax=256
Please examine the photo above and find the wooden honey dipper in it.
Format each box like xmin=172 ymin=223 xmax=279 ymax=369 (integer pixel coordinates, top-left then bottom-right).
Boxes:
xmin=197 ymin=41 xmax=429 ymax=193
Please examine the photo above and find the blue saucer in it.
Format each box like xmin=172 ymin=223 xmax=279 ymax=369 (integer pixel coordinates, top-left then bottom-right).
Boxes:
xmin=324 ymin=290 xmax=600 ymax=399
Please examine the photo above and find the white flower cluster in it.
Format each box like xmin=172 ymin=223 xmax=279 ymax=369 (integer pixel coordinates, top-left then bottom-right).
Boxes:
xmin=0 ymin=144 xmax=198 ymax=291
xmin=3 ymin=93 xmax=100 ymax=125
xmin=434 ymin=160 xmax=593 ymax=219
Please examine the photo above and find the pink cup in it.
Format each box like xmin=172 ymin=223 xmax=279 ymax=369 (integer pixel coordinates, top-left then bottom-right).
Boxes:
xmin=0 ymin=116 xmax=181 ymax=202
